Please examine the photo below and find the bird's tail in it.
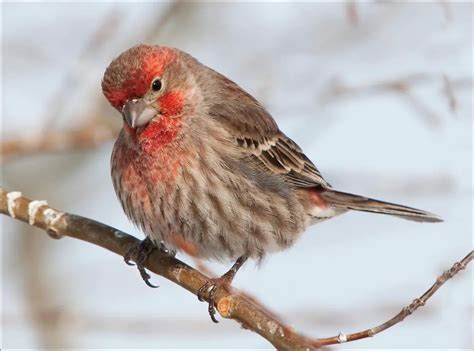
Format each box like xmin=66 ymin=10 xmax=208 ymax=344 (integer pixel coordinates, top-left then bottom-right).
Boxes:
xmin=320 ymin=189 xmax=443 ymax=223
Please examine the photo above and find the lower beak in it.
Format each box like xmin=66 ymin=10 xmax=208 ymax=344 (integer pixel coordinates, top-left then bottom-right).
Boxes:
xmin=122 ymin=99 xmax=158 ymax=128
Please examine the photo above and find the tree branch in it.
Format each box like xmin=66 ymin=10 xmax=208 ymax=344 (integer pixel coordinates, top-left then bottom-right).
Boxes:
xmin=316 ymin=249 xmax=473 ymax=345
xmin=0 ymin=188 xmax=314 ymax=350
xmin=1 ymin=187 xmax=471 ymax=350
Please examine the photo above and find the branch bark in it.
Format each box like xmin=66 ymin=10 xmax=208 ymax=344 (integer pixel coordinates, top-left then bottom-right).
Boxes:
xmin=1 ymin=187 xmax=472 ymax=350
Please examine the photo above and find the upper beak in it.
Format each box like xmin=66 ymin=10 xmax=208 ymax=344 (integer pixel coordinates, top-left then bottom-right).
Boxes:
xmin=122 ymin=99 xmax=158 ymax=128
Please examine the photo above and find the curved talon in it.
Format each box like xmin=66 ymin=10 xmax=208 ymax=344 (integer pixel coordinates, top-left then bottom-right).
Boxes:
xmin=124 ymin=250 xmax=135 ymax=266
xmin=124 ymin=257 xmax=135 ymax=266
xmin=124 ymin=237 xmax=159 ymax=287
xmin=209 ymin=302 xmax=219 ymax=323
xmin=138 ymin=266 xmax=159 ymax=288
xmin=196 ymin=256 xmax=248 ymax=323
xmin=197 ymin=279 xmax=220 ymax=323
xmin=144 ymin=279 xmax=159 ymax=289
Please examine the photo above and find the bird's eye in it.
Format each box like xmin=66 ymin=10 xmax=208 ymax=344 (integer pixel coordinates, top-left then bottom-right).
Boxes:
xmin=151 ymin=78 xmax=162 ymax=92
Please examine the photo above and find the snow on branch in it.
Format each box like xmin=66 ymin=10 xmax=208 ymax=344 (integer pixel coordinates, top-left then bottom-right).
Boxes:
xmin=1 ymin=187 xmax=472 ymax=350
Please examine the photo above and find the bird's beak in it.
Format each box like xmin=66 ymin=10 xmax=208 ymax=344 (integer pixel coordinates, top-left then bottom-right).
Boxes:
xmin=122 ymin=99 xmax=158 ymax=128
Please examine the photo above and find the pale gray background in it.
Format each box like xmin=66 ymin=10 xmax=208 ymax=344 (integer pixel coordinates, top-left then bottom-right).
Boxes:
xmin=1 ymin=2 xmax=472 ymax=350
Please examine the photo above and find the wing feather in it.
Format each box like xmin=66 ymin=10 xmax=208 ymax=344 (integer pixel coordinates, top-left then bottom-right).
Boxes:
xmin=201 ymin=65 xmax=330 ymax=188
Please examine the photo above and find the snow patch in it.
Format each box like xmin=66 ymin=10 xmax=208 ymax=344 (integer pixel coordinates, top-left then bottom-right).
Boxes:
xmin=174 ymin=266 xmax=183 ymax=283
xmin=28 ymin=200 xmax=48 ymax=225
xmin=267 ymin=321 xmax=278 ymax=335
xmin=113 ymin=230 xmax=127 ymax=238
xmin=6 ymin=191 xmax=22 ymax=218
xmin=43 ymin=208 xmax=64 ymax=227
xmin=337 ymin=332 xmax=347 ymax=343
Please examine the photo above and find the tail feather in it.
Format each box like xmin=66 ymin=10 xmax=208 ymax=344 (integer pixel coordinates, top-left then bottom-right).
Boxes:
xmin=320 ymin=190 xmax=443 ymax=223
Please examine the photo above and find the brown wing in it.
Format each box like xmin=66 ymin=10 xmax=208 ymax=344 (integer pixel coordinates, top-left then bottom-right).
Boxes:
xmin=205 ymin=72 xmax=331 ymax=188
xmin=234 ymin=132 xmax=331 ymax=188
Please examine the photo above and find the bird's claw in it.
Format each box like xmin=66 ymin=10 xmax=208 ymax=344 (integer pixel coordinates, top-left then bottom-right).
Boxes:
xmin=197 ymin=278 xmax=227 ymax=323
xmin=124 ymin=237 xmax=159 ymax=288
xmin=124 ymin=254 xmax=135 ymax=266
xmin=137 ymin=265 xmax=159 ymax=288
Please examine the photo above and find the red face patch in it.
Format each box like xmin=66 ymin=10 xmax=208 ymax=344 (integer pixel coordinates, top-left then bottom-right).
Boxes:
xmin=103 ymin=46 xmax=178 ymax=110
xmin=158 ymin=91 xmax=184 ymax=116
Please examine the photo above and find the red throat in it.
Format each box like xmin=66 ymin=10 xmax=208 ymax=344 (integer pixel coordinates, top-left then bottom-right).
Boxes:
xmin=137 ymin=115 xmax=182 ymax=153
xmin=130 ymin=91 xmax=185 ymax=153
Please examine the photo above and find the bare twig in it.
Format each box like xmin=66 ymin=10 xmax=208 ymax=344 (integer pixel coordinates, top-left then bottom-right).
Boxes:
xmin=1 ymin=188 xmax=471 ymax=350
xmin=315 ymin=250 xmax=473 ymax=346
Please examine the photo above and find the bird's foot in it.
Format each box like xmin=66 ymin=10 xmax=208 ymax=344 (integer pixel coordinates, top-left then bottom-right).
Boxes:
xmin=196 ymin=256 xmax=247 ymax=323
xmin=124 ymin=237 xmax=163 ymax=288
xmin=197 ymin=276 xmax=232 ymax=323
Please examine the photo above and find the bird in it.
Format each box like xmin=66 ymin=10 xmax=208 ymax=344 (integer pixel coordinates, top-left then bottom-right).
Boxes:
xmin=102 ymin=44 xmax=442 ymax=322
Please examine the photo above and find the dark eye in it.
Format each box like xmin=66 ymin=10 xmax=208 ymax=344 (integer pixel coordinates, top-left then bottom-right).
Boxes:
xmin=151 ymin=78 xmax=162 ymax=92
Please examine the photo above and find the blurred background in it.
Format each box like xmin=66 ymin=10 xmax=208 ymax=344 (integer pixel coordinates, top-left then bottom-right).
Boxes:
xmin=1 ymin=1 xmax=472 ymax=349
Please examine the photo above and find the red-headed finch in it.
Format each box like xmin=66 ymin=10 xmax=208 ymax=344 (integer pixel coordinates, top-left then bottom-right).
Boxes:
xmin=102 ymin=44 xmax=442 ymax=322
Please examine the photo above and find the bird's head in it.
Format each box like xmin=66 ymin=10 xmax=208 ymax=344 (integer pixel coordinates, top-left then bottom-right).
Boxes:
xmin=102 ymin=44 xmax=197 ymax=137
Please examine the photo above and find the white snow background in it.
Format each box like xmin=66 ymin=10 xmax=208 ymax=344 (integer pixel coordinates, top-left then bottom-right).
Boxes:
xmin=1 ymin=2 xmax=472 ymax=350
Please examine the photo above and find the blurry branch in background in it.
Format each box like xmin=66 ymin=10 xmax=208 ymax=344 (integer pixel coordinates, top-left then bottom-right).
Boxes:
xmin=1 ymin=116 xmax=119 ymax=163
xmin=1 ymin=188 xmax=472 ymax=351
xmin=2 ymin=9 xmax=122 ymax=164
xmin=325 ymin=73 xmax=473 ymax=127
xmin=345 ymin=1 xmax=358 ymax=26
xmin=442 ymin=74 xmax=457 ymax=113
xmin=439 ymin=0 xmax=453 ymax=22
xmin=42 ymin=8 xmax=122 ymax=130
xmin=1 ymin=2 xmax=183 ymax=165
xmin=18 ymin=224 xmax=71 ymax=349
xmin=142 ymin=1 xmax=182 ymax=43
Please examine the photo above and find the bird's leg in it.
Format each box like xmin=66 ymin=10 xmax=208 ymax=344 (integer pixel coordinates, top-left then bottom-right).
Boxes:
xmin=124 ymin=237 xmax=175 ymax=288
xmin=197 ymin=255 xmax=248 ymax=323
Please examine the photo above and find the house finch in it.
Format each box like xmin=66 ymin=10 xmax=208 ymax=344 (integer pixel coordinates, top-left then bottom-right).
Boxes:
xmin=102 ymin=44 xmax=441 ymax=322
